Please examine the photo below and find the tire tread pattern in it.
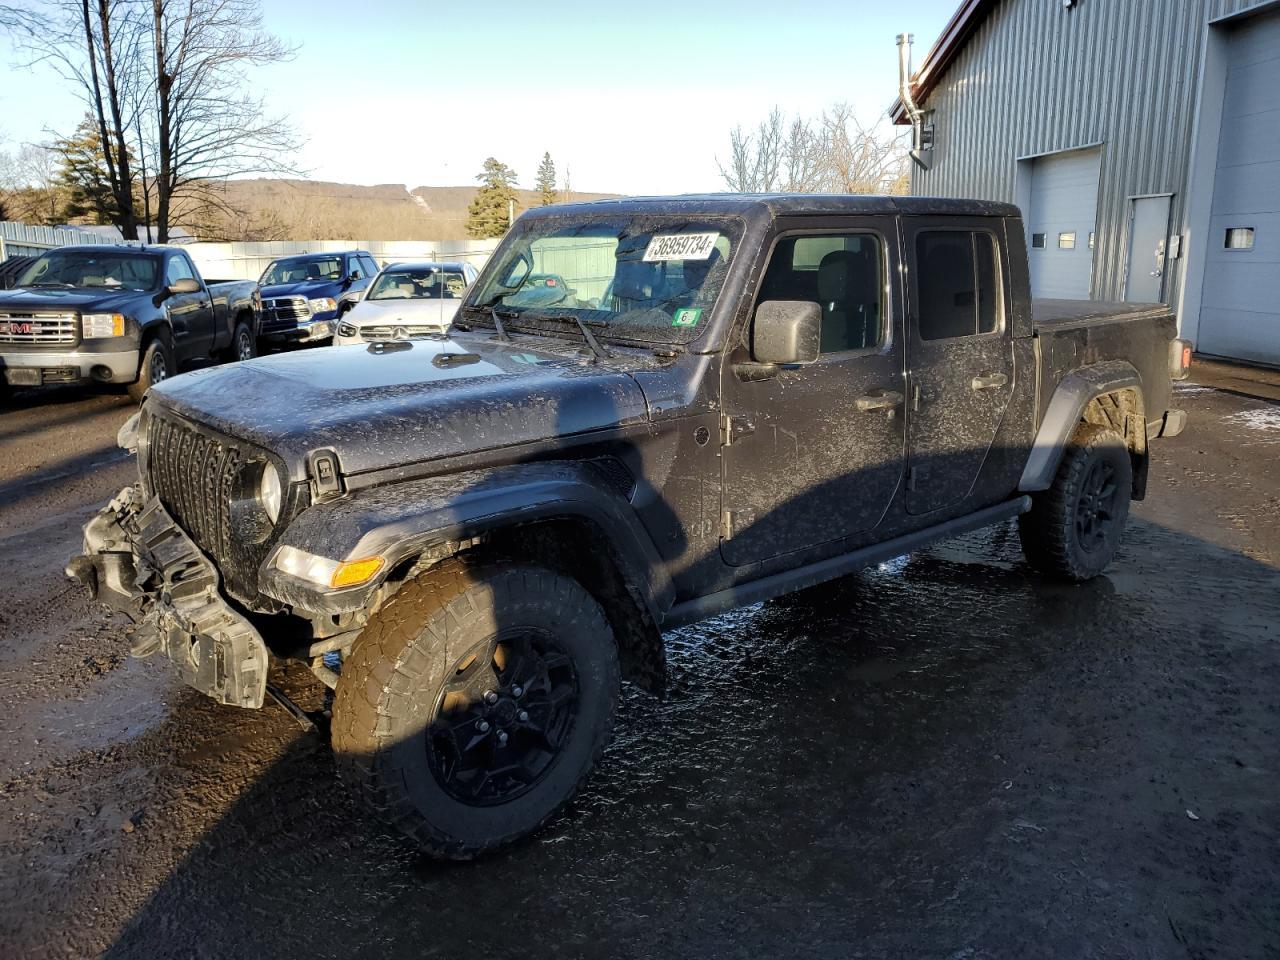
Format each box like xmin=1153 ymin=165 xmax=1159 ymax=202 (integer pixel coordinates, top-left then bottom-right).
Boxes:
xmin=331 ymin=557 xmax=617 ymax=859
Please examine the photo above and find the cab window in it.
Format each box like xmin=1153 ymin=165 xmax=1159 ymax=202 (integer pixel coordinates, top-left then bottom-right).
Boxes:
xmin=758 ymin=233 xmax=884 ymax=354
xmin=165 ymin=256 xmax=196 ymax=286
xmin=914 ymin=231 xmax=1002 ymax=340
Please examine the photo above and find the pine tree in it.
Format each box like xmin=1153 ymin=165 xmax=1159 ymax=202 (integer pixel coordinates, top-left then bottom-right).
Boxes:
xmin=535 ymin=152 xmax=557 ymax=206
xmin=466 ymin=157 xmax=519 ymax=239
xmin=53 ymin=117 xmax=126 ymax=226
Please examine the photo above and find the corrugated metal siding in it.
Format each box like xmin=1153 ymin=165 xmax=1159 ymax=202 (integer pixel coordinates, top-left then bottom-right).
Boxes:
xmin=910 ymin=0 xmax=1274 ymax=301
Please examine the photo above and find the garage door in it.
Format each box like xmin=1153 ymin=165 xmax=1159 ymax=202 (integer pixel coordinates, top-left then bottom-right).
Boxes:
xmin=1026 ymin=147 xmax=1102 ymax=299
xmin=1198 ymin=9 xmax=1280 ymax=365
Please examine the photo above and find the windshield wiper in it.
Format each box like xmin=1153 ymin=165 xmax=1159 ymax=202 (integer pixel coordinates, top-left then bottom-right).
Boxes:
xmin=489 ymin=306 xmax=514 ymax=343
xmin=567 ymin=314 xmax=612 ymax=361
xmin=30 ymin=282 xmax=75 ymax=288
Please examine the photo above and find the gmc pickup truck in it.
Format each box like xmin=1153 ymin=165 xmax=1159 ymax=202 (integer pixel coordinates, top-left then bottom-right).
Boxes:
xmin=69 ymin=195 xmax=1190 ymax=858
xmin=0 ymin=245 xmax=259 ymax=402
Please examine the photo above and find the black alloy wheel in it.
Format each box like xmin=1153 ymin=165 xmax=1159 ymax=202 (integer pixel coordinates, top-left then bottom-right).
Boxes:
xmin=426 ymin=631 xmax=579 ymax=806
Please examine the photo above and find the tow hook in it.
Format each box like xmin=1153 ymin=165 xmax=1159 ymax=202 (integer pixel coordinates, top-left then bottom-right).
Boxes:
xmin=65 ymin=555 xmax=99 ymax=599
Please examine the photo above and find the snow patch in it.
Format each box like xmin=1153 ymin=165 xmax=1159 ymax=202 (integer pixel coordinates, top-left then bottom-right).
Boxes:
xmin=1223 ymin=407 xmax=1280 ymax=435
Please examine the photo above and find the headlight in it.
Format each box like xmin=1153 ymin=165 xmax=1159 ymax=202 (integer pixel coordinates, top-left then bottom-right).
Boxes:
xmin=307 ymin=297 xmax=337 ymax=314
xmin=258 ymin=464 xmax=282 ymax=523
xmin=336 ymin=321 xmax=358 ymax=338
xmin=82 ymin=313 xmax=126 ymax=338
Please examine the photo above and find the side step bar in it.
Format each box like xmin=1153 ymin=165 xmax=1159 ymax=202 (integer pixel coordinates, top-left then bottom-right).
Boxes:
xmin=663 ymin=496 xmax=1032 ymax=629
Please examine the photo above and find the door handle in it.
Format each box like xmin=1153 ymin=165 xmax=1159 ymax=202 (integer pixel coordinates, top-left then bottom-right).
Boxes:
xmin=971 ymin=372 xmax=1009 ymax=391
xmin=856 ymin=389 xmax=904 ymax=413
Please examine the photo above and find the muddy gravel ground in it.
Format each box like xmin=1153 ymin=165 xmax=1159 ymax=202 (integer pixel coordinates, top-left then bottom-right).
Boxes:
xmin=1 ymin=364 xmax=1277 ymax=960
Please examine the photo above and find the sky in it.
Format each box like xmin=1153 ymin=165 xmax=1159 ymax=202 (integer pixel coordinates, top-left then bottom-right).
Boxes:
xmin=0 ymin=0 xmax=959 ymax=196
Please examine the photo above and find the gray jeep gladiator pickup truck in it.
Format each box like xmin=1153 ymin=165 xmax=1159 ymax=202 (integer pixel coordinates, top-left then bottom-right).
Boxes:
xmin=0 ymin=245 xmax=259 ymax=402
xmin=69 ymin=195 xmax=1190 ymax=858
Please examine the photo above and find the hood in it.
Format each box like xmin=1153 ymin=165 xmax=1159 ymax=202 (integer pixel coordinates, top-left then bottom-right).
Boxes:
xmin=0 ymin=286 xmax=150 ymax=312
xmin=148 ymin=334 xmax=653 ymax=479
xmin=346 ymin=298 xmax=461 ymax=326
xmin=260 ymin=279 xmax=344 ymax=299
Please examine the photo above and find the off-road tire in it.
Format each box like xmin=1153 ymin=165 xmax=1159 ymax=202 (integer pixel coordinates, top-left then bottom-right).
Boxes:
xmin=331 ymin=558 xmax=619 ymax=859
xmin=1019 ymin=422 xmax=1132 ymax=581
xmin=127 ymin=335 xmax=175 ymax=404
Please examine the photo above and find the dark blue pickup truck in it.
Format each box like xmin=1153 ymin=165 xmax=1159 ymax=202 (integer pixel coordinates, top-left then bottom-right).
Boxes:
xmin=258 ymin=250 xmax=379 ymax=345
xmin=0 ymin=245 xmax=259 ymax=402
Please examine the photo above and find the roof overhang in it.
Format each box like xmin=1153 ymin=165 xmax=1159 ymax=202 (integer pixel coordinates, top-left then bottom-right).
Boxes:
xmin=890 ymin=0 xmax=996 ymax=124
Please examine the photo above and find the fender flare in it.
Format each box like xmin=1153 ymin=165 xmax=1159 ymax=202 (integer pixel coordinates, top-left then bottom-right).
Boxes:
xmin=259 ymin=461 xmax=673 ymax=623
xmin=1019 ymin=360 xmax=1143 ymax=492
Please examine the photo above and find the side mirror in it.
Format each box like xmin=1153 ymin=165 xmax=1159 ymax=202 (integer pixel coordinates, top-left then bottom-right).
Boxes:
xmin=349 ymin=270 xmax=362 ymax=282
xmin=167 ymin=277 xmax=201 ymax=296
xmin=752 ymin=300 xmax=821 ymax=365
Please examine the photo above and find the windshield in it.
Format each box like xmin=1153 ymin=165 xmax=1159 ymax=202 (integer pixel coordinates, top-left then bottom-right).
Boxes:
xmin=467 ymin=214 xmax=742 ymax=345
xmin=368 ymin=266 xmax=468 ymax=301
xmin=16 ymin=250 xmax=158 ymax=292
xmin=261 ymin=256 xmax=344 ymax=285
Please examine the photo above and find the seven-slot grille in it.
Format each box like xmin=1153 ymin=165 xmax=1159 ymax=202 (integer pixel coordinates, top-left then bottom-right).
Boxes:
xmin=261 ymin=296 xmax=311 ymax=327
xmin=145 ymin=414 xmax=241 ymax=568
xmin=0 ymin=313 xmax=77 ymax=344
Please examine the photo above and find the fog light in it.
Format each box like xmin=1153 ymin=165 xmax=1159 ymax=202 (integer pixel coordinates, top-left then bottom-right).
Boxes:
xmin=273 ymin=546 xmax=384 ymax=589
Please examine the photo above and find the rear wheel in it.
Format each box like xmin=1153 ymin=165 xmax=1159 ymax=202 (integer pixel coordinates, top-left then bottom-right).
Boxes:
xmin=1019 ymin=422 xmax=1131 ymax=581
xmin=332 ymin=558 xmax=619 ymax=859
xmin=231 ymin=320 xmax=256 ymax=362
xmin=127 ymin=335 xmax=174 ymax=404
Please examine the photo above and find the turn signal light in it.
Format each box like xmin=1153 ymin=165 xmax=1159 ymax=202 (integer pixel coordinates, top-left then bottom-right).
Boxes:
xmin=330 ymin=556 xmax=385 ymax=588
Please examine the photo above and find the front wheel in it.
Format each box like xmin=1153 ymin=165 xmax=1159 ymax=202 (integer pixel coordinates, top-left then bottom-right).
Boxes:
xmin=127 ymin=336 xmax=175 ymax=403
xmin=331 ymin=558 xmax=619 ymax=859
xmin=1018 ymin=422 xmax=1132 ymax=581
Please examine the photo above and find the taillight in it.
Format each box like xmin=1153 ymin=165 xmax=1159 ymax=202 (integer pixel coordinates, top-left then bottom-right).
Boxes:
xmin=1171 ymin=338 xmax=1193 ymax=380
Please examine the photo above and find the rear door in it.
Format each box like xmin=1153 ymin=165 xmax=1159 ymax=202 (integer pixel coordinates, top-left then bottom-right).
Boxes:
xmin=902 ymin=220 xmax=1014 ymax=515
xmin=719 ymin=218 xmax=906 ymax=566
xmin=164 ymin=253 xmax=215 ymax=359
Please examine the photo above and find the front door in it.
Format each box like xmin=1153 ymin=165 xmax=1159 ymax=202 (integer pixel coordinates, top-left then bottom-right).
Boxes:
xmin=720 ymin=221 xmax=906 ymax=567
xmin=1124 ymin=195 xmax=1172 ymax=303
xmin=903 ymin=221 xmax=1014 ymax=516
xmin=164 ymin=255 xmax=214 ymax=357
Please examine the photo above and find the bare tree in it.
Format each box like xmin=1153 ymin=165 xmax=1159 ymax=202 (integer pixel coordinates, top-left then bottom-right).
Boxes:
xmin=151 ymin=0 xmax=301 ymax=241
xmin=1 ymin=0 xmax=145 ymax=235
xmin=0 ymin=142 xmax=67 ymax=224
xmin=2 ymin=0 xmax=299 ymax=240
xmin=718 ymin=104 xmax=910 ymax=195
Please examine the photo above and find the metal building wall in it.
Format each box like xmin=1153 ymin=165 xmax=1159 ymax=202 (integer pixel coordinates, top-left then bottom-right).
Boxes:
xmin=909 ymin=0 xmax=1272 ymax=302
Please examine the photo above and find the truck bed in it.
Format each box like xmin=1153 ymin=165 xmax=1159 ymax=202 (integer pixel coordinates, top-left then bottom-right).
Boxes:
xmin=1032 ymin=299 xmax=1172 ymax=331
xmin=1030 ymin=299 xmax=1178 ymax=429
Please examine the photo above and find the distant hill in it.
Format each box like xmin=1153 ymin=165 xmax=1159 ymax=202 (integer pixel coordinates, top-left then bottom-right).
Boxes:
xmin=192 ymin=179 xmax=621 ymax=241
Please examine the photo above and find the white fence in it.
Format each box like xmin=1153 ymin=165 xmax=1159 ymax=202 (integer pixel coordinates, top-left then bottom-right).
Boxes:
xmin=184 ymin=238 xmax=503 ymax=282
xmin=0 ymin=222 xmax=120 ymax=259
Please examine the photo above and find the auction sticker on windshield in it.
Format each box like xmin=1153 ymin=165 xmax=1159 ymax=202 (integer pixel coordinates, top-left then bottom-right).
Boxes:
xmin=643 ymin=232 xmax=719 ymax=262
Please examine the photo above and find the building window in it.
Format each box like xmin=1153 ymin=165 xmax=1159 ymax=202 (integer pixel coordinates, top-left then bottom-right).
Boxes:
xmin=1088 ymin=232 xmax=1095 ymax=250
xmin=1058 ymin=232 xmax=1076 ymax=250
xmin=1031 ymin=233 xmax=1046 ymax=249
xmin=1225 ymin=227 xmax=1255 ymax=250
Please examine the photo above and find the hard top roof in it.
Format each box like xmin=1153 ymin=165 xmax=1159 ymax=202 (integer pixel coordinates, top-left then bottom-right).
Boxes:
xmin=521 ymin=193 xmax=1019 ymax=220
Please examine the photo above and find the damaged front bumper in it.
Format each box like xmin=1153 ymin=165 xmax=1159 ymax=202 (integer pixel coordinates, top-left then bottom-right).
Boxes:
xmin=66 ymin=485 xmax=269 ymax=708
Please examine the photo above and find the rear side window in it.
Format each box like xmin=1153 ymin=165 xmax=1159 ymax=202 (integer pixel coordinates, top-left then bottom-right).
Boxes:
xmin=758 ymin=233 xmax=884 ymax=354
xmin=915 ymin=231 xmax=1002 ymax=340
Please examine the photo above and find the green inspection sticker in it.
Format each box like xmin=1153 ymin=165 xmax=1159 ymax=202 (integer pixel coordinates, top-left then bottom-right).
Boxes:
xmin=672 ymin=308 xmax=702 ymax=328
